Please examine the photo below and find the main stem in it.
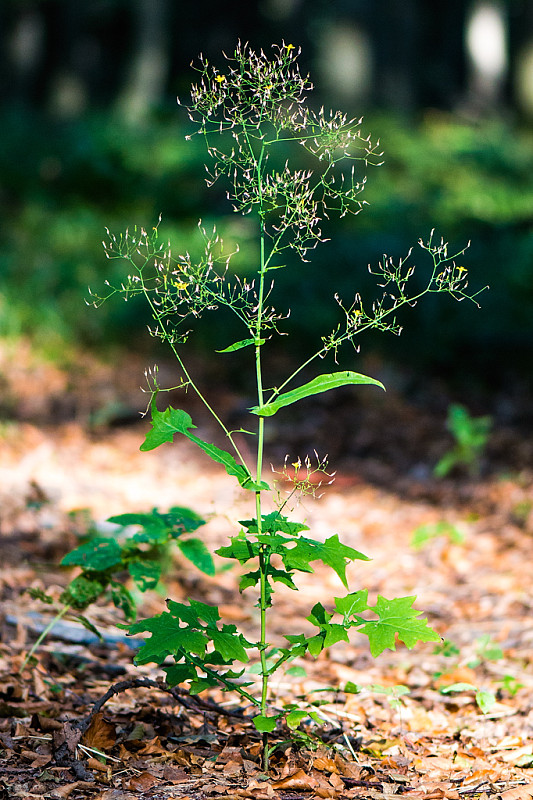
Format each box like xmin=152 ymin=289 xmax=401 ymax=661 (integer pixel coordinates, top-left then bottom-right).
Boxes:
xmin=254 ymin=146 xmax=271 ymax=766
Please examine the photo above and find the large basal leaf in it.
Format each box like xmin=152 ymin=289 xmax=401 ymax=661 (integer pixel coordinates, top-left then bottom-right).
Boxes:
xmin=360 ymin=595 xmax=441 ymax=657
xmin=178 ymin=538 xmax=215 ymax=576
xmin=61 ymin=538 xmax=123 ymax=571
xmin=140 ymin=401 xmax=268 ymax=491
xmin=249 ymin=371 xmax=385 ymax=417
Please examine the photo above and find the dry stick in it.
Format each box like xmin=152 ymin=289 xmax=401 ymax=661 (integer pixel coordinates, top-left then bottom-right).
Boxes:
xmin=76 ymin=677 xmax=252 ymax=736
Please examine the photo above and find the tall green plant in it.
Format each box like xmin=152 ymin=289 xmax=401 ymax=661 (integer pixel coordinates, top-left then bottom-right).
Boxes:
xmin=92 ymin=43 xmax=483 ymax=769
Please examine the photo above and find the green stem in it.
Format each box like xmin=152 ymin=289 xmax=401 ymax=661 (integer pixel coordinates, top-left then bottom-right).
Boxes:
xmin=252 ymin=144 xmax=273 ymax=769
xmin=19 ymin=604 xmax=72 ymax=673
xmin=141 ymin=282 xmax=250 ymax=470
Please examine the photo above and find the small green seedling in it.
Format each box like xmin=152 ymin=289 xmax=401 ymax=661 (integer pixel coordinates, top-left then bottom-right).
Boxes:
xmin=434 ymin=403 xmax=492 ymax=478
xmin=440 ymin=682 xmax=496 ymax=715
xmin=23 ymin=506 xmax=208 ymax=669
xmin=411 ymin=520 xmax=466 ymax=549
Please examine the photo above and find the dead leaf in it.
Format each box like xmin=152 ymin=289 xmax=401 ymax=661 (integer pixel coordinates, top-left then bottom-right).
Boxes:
xmin=48 ymin=781 xmax=97 ymax=798
xmin=82 ymin=712 xmax=116 ymax=751
xmin=500 ymin=784 xmax=533 ymax=800
xmin=270 ymin=768 xmax=319 ymax=790
xmin=87 ymin=756 xmax=111 ymax=775
xmin=313 ymin=754 xmax=338 ymax=772
xmin=127 ymin=771 xmax=159 ymax=791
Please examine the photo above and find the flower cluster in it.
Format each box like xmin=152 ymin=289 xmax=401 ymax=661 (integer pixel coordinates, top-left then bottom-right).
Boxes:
xmin=181 ymin=41 xmax=381 ymax=262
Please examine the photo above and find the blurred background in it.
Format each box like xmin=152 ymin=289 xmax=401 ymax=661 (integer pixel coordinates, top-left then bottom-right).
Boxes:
xmin=1 ymin=0 xmax=532 ymax=430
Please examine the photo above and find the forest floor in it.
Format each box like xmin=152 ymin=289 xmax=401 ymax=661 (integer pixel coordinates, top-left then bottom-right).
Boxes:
xmin=1 ymin=351 xmax=533 ymax=799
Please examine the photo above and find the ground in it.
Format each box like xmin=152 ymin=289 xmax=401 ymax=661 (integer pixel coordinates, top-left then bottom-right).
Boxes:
xmin=1 ymin=356 xmax=533 ymax=799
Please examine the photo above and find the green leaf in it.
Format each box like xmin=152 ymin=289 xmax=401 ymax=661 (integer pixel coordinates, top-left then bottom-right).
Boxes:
xmin=140 ymin=401 xmax=267 ymax=491
xmin=128 ymin=559 xmax=162 ymax=591
xmin=108 ymin=512 xmax=166 ymax=528
xmin=249 ymin=371 xmax=385 ymax=417
xmin=164 ymin=663 xmax=198 ymax=686
xmin=240 ymin=513 xmax=309 ymax=536
xmin=253 ymin=714 xmax=278 ymax=733
xmin=282 ymin=534 xmax=370 ymax=588
xmin=286 ymin=708 xmax=309 ymax=730
xmin=307 ymin=634 xmax=325 ymax=657
xmin=334 ymin=590 xmax=369 ymax=619
xmin=344 ymin=681 xmax=362 ymax=694
xmin=476 ymin=690 xmax=496 ymax=714
xmin=216 ymin=337 xmax=265 ymax=353
xmin=74 ymin=614 xmax=103 ymax=640
xmin=361 ymin=595 xmax=441 ymax=657
xmin=323 ymin=623 xmax=350 ymax=648
xmin=61 ymin=575 xmax=105 ymax=609
xmin=129 ymin=611 xmax=208 ymax=665
xmin=178 ymin=538 xmax=215 ymax=576
xmin=216 ymin=537 xmax=259 ymax=564
xmin=190 ymin=676 xmax=218 ymax=695
xmin=210 ymin=627 xmax=251 ymax=663
xmin=61 ymin=538 xmax=123 ymax=571
xmin=110 ymin=581 xmax=136 ymax=621
xmin=440 ymin=682 xmax=478 ymax=693
xmin=166 ymin=506 xmax=206 ymax=534
xmin=26 ymin=587 xmax=54 ymax=605
xmin=167 ymin=598 xmax=220 ymax=626
xmin=286 ymin=666 xmax=307 ymax=678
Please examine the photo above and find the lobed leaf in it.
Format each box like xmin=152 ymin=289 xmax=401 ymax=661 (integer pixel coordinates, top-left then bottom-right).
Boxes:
xmin=360 ymin=595 xmax=441 ymax=657
xmin=282 ymin=534 xmax=370 ymax=588
xmin=249 ymin=371 xmax=385 ymax=417
xmin=130 ymin=611 xmax=208 ymax=665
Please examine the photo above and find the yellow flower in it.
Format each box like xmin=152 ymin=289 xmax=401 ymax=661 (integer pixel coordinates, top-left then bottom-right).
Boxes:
xmin=286 ymin=43 xmax=295 ymax=52
xmin=215 ymin=74 xmax=225 ymax=84
xmin=457 ymin=266 xmax=467 ymax=273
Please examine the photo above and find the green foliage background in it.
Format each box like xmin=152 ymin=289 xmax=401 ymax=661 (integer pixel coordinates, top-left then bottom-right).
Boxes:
xmin=1 ymin=107 xmax=532 ymax=389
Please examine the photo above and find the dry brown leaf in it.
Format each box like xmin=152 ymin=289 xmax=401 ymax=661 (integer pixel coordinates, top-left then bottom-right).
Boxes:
xmin=87 ymin=756 xmax=111 ymax=775
xmin=82 ymin=712 xmax=116 ymax=751
xmin=334 ymin=753 xmax=361 ymax=779
xmin=500 ymin=784 xmax=533 ymax=800
xmin=270 ymin=768 xmax=319 ymax=791
xmin=313 ymin=754 xmax=339 ymax=772
xmin=127 ymin=771 xmax=159 ymax=791
xmin=48 ymin=781 xmax=98 ymax=798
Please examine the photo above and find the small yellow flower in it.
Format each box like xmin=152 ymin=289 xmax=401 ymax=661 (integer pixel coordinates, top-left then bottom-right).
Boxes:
xmin=173 ymin=280 xmax=188 ymax=291
xmin=215 ymin=74 xmax=225 ymax=84
xmin=286 ymin=43 xmax=295 ymax=52
xmin=457 ymin=266 xmax=467 ymax=273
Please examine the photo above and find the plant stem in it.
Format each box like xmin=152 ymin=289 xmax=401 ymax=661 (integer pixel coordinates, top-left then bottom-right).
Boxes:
xmin=253 ymin=146 xmax=272 ymax=766
xmin=19 ymin=603 xmax=72 ymax=673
